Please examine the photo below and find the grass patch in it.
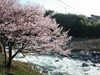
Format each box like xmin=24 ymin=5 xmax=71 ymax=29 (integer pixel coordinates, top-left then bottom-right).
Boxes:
xmin=0 ymin=53 xmax=44 ymax=75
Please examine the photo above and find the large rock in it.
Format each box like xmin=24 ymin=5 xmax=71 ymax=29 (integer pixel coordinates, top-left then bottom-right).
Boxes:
xmin=82 ymin=63 xmax=89 ymax=67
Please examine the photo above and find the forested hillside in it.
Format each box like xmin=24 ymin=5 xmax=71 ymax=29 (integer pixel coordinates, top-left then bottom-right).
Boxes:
xmin=45 ymin=10 xmax=100 ymax=38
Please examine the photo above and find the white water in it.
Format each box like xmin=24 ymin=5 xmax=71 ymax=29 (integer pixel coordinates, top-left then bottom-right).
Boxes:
xmin=13 ymin=52 xmax=100 ymax=75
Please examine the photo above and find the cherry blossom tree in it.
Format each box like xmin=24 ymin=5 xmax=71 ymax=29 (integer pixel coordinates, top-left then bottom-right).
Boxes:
xmin=0 ymin=0 xmax=72 ymax=69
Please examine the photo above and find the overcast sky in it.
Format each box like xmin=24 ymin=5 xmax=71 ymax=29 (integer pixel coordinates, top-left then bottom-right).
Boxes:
xmin=20 ymin=0 xmax=100 ymax=17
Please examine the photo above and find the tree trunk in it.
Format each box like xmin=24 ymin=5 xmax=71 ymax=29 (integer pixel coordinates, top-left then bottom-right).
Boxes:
xmin=7 ymin=42 xmax=12 ymax=69
xmin=0 ymin=39 xmax=7 ymax=68
xmin=7 ymin=58 xmax=12 ymax=69
xmin=2 ymin=41 xmax=7 ymax=68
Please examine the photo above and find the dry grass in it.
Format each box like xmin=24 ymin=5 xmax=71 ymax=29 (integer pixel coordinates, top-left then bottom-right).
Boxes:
xmin=71 ymin=38 xmax=100 ymax=52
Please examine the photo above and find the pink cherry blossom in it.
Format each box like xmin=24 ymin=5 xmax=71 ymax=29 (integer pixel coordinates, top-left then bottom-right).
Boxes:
xmin=0 ymin=0 xmax=72 ymax=69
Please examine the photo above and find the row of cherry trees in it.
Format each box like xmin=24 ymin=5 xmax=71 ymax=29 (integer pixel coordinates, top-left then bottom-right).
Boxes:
xmin=0 ymin=0 xmax=71 ymax=69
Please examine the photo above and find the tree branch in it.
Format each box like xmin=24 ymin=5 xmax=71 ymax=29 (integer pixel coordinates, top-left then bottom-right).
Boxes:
xmin=11 ymin=41 xmax=29 ymax=59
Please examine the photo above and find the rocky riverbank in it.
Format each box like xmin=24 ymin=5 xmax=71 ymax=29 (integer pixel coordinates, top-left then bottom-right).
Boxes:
xmin=68 ymin=51 xmax=100 ymax=63
xmin=67 ymin=38 xmax=100 ymax=63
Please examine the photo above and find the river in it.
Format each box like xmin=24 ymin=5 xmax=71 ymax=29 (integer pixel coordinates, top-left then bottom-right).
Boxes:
xmin=13 ymin=51 xmax=100 ymax=75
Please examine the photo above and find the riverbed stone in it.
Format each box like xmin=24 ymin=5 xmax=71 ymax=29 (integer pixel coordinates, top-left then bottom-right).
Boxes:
xmin=82 ymin=63 xmax=89 ymax=67
xmin=42 ymin=69 xmax=48 ymax=73
xmin=55 ymin=60 xmax=59 ymax=62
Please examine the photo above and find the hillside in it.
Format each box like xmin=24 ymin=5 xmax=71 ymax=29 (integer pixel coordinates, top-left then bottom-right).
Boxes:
xmin=0 ymin=53 xmax=44 ymax=75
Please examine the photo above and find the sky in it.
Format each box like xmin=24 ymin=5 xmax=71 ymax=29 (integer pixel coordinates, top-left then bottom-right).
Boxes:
xmin=20 ymin=0 xmax=100 ymax=17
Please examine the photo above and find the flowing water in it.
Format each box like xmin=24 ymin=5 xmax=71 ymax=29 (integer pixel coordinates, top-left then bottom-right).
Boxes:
xmin=13 ymin=52 xmax=100 ymax=75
